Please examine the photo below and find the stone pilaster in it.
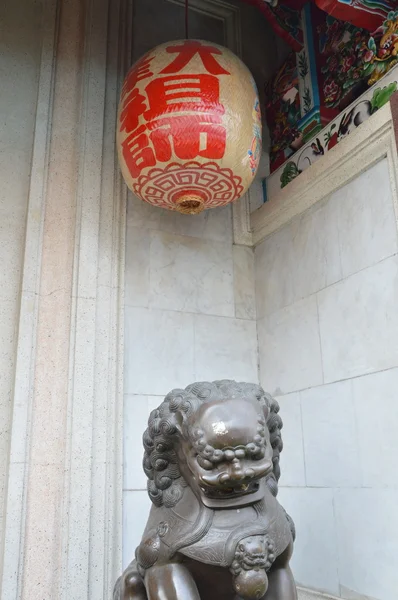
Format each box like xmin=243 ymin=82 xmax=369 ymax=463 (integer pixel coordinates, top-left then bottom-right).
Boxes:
xmin=0 ymin=0 xmax=128 ymax=597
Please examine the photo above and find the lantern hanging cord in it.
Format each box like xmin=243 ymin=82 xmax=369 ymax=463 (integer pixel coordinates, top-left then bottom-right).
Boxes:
xmin=185 ymin=0 xmax=189 ymax=39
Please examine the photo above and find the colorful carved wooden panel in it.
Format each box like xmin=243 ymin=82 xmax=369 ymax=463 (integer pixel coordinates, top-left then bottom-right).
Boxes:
xmin=265 ymin=3 xmax=398 ymax=174
xmin=266 ymin=52 xmax=302 ymax=171
xmin=365 ymin=10 xmax=398 ymax=84
xmin=265 ymin=65 xmax=398 ymax=197
xmin=314 ymin=9 xmax=370 ymax=109
xmin=267 ymin=3 xmax=342 ymax=172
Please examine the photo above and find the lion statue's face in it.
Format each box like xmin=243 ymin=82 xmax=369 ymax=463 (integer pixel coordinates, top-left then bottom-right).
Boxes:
xmin=142 ymin=381 xmax=282 ymax=510
xmin=178 ymin=397 xmax=274 ymax=508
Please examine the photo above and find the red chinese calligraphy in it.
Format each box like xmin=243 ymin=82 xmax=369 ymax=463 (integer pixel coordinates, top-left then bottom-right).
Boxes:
xmin=148 ymin=114 xmax=226 ymax=161
xmin=160 ymin=41 xmax=230 ymax=75
xmin=122 ymin=125 xmax=156 ymax=178
xmin=122 ymin=55 xmax=154 ymax=98
xmin=144 ymin=74 xmax=226 ymax=161
xmin=120 ymin=55 xmax=154 ymax=134
xmin=144 ymin=74 xmax=224 ymax=121
xmin=120 ymin=45 xmax=229 ymax=179
xmin=120 ymin=88 xmax=147 ymax=134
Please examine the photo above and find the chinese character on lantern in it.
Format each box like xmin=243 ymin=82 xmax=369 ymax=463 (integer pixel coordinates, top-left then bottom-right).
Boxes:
xmin=160 ymin=40 xmax=230 ymax=75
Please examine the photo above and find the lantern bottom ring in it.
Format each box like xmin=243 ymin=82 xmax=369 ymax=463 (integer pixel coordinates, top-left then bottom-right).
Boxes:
xmin=175 ymin=194 xmax=205 ymax=215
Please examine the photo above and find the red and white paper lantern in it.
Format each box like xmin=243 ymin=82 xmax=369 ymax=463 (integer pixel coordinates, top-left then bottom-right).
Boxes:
xmin=117 ymin=39 xmax=261 ymax=214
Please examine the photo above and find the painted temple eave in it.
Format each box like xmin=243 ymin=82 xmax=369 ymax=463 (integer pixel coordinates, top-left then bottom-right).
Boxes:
xmin=241 ymin=0 xmax=396 ymax=44
xmin=263 ymin=63 xmax=398 ymax=201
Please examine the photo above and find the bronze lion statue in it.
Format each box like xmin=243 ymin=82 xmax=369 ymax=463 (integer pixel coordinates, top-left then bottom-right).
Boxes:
xmin=114 ymin=380 xmax=297 ymax=600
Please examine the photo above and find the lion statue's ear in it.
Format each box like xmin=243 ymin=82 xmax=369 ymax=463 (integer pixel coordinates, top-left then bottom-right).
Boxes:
xmin=172 ymin=409 xmax=184 ymax=435
xmin=261 ymin=403 xmax=270 ymax=422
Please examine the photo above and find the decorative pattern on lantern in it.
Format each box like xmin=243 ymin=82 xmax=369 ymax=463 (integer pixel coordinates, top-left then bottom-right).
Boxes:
xmin=117 ymin=39 xmax=262 ymax=214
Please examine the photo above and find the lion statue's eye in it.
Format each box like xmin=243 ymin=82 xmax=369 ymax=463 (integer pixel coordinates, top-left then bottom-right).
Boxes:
xmin=197 ymin=456 xmax=213 ymax=470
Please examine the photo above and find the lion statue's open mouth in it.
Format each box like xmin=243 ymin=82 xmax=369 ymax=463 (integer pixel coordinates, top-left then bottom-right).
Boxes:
xmin=199 ymin=479 xmax=260 ymax=499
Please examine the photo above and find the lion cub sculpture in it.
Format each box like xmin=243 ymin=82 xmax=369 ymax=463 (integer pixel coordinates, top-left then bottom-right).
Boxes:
xmin=114 ymin=380 xmax=297 ymax=600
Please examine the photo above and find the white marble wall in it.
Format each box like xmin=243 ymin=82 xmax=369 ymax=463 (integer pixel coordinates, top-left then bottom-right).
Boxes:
xmin=255 ymin=158 xmax=398 ymax=600
xmin=123 ymin=195 xmax=258 ymax=567
xmin=0 ymin=0 xmax=43 ymax=573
